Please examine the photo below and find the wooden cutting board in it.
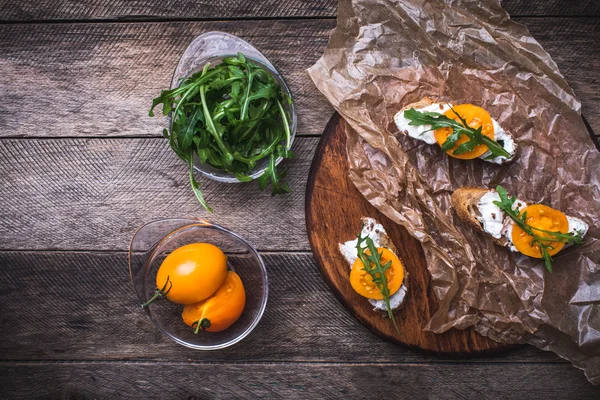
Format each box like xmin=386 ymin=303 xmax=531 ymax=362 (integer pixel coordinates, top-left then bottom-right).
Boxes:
xmin=305 ymin=113 xmax=511 ymax=355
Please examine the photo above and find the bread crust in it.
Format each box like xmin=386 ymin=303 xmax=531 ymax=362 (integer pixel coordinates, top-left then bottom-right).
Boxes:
xmin=399 ymin=97 xmax=438 ymax=114
xmin=451 ymin=187 xmax=509 ymax=247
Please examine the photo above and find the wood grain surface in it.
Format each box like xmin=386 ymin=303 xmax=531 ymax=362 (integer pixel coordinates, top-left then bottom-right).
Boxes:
xmin=0 ymin=0 xmax=599 ymax=21
xmin=0 ymin=137 xmax=316 ymax=251
xmin=306 ymin=114 xmax=509 ymax=354
xmin=2 ymin=361 xmax=599 ymax=399
xmin=0 ymin=18 xmax=599 ymax=140
xmin=2 ymin=0 xmax=600 ymax=397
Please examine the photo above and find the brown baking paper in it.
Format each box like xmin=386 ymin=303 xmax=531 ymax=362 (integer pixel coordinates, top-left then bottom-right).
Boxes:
xmin=308 ymin=0 xmax=600 ymax=384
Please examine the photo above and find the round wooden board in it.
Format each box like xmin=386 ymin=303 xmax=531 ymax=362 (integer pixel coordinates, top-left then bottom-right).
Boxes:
xmin=305 ymin=113 xmax=511 ymax=355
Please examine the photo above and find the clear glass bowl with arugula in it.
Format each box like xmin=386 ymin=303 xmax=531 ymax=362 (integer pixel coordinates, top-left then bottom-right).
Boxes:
xmin=149 ymin=32 xmax=296 ymax=212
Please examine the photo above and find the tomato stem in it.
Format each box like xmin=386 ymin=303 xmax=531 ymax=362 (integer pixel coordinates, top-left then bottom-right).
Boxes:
xmin=193 ymin=318 xmax=212 ymax=334
xmin=141 ymin=275 xmax=172 ymax=308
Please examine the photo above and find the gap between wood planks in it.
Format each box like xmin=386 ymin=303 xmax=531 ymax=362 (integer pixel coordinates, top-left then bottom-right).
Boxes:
xmin=1 ymin=14 xmax=599 ymax=26
xmin=0 ymin=249 xmax=315 ymax=254
xmin=0 ymin=134 xmax=319 ymax=140
xmin=0 ymin=360 xmax=570 ymax=365
xmin=0 ymin=16 xmax=336 ymax=25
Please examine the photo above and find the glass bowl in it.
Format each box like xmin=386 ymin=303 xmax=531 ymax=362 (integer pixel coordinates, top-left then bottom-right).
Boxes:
xmin=128 ymin=218 xmax=268 ymax=349
xmin=170 ymin=31 xmax=297 ymax=183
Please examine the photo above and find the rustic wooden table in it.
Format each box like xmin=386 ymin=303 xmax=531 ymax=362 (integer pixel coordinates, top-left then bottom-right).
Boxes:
xmin=1 ymin=0 xmax=599 ymax=398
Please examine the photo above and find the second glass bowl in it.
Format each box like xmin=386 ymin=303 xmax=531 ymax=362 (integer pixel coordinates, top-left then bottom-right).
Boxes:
xmin=129 ymin=218 xmax=268 ymax=349
xmin=170 ymin=31 xmax=297 ymax=183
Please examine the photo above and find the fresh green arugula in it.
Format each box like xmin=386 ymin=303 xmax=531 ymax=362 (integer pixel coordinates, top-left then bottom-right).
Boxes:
xmin=356 ymin=227 xmax=401 ymax=335
xmin=404 ymin=106 xmax=511 ymax=159
xmin=149 ymin=53 xmax=294 ymax=211
xmin=493 ymin=185 xmax=583 ymax=272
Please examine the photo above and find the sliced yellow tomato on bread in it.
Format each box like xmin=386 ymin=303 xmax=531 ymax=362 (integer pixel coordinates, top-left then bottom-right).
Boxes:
xmin=434 ymin=104 xmax=494 ymax=159
xmin=512 ymin=204 xmax=569 ymax=258
xmin=350 ymin=248 xmax=404 ymax=300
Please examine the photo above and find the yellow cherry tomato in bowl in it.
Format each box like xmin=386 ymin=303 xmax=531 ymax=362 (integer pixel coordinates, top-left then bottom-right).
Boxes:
xmin=512 ymin=204 xmax=569 ymax=258
xmin=350 ymin=248 xmax=404 ymax=300
xmin=434 ymin=104 xmax=494 ymax=159
xmin=152 ymin=242 xmax=228 ymax=305
xmin=182 ymin=271 xmax=246 ymax=333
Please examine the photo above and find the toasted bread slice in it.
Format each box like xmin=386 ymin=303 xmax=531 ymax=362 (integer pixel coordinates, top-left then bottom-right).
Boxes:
xmin=395 ymin=98 xmax=517 ymax=165
xmin=451 ymin=187 xmax=509 ymax=247
xmin=451 ymin=187 xmax=589 ymax=251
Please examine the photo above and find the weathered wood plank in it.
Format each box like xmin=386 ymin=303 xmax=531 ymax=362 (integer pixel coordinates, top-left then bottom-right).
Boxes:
xmin=0 ymin=18 xmax=599 ymax=140
xmin=524 ymin=18 xmax=600 ymax=134
xmin=0 ymin=0 xmax=336 ymax=21
xmin=0 ymin=0 xmax=598 ymax=21
xmin=504 ymin=0 xmax=600 ymax=16
xmin=1 ymin=361 xmax=598 ymax=399
xmin=0 ymin=20 xmax=335 ymax=138
xmin=0 ymin=137 xmax=315 ymax=251
xmin=0 ymin=250 xmax=561 ymax=363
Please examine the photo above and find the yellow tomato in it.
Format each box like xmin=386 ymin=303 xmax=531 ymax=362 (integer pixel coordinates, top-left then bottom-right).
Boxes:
xmin=182 ymin=271 xmax=246 ymax=333
xmin=350 ymin=248 xmax=404 ymax=300
xmin=512 ymin=204 xmax=569 ymax=258
xmin=155 ymin=243 xmax=228 ymax=305
xmin=434 ymin=104 xmax=494 ymax=159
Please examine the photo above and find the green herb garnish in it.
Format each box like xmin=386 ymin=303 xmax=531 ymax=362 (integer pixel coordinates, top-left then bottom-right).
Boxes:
xmin=404 ymin=106 xmax=510 ymax=159
xmin=149 ymin=52 xmax=294 ymax=211
xmin=493 ymin=185 xmax=583 ymax=272
xmin=356 ymin=226 xmax=401 ymax=335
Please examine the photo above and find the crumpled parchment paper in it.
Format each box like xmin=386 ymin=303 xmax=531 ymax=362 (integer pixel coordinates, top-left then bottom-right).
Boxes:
xmin=308 ymin=0 xmax=600 ymax=384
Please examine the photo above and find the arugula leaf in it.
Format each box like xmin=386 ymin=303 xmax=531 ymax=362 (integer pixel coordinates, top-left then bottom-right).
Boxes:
xmin=188 ymin=154 xmax=213 ymax=213
xmin=356 ymin=225 xmax=401 ymax=335
xmin=257 ymin=152 xmax=290 ymax=195
xmin=440 ymin=128 xmax=463 ymax=152
xmin=493 ymin=185 xmax=583 ymax=272
xmin=234 ymin=172 xmax=253 ymax=182
xmin=228 ymin=65 xmax=244 ymax=78
xmin=246 ymin=83 xmax=277 ymax=102
xmin=180 ymin=108 xmax=204 ymax=151
xmin=404 ymin=107 xmax=511 ymax=160
xmin=150 ymin=52 xmax=294 ymax=210
xmin=452 ymin=126 xmax=483 ymax=155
